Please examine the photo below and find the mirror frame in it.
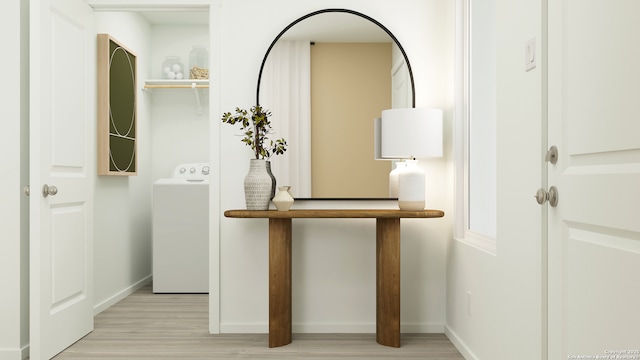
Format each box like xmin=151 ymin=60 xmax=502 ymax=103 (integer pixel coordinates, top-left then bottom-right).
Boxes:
xmin=256 ymin=8 xmax=416 ymax=107
xmin=255 ymin=8 xmax=416 ymax=200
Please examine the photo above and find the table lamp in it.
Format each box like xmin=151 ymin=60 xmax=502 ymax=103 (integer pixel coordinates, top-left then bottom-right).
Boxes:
xmin=375 ymin=108 xmax=443 ymax=210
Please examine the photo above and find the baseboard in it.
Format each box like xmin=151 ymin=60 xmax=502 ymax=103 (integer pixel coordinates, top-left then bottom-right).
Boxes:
xmin=444 ymin=325 xmax=478 ymax=360
xmin=401 ymin=322 xmax=445 ymax=333
xmin=294 ymin=323 xmax=375 ymax=333
xmin=93 ymin=275 xmax=152 ymax=315
xmin=220 ymin=322 xmax=445 ymax=334
xmin=0 ymin=344 xmax=29 ymax=360
xmin=220 ymin=323 xmax=268 ymax=333
xmin=295 ymin=323 xmax=444 ymax=333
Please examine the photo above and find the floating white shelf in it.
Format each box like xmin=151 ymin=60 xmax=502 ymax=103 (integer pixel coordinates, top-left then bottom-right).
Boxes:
xmin=143 ymin=79 xmax=209 ymax=114
xmin=143 ymin=79 xmax=209 ymax=89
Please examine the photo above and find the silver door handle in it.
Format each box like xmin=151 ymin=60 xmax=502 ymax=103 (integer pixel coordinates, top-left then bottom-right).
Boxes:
xmin=42 ymin=184 xmax=58 ymax=197
xmin=535 ymin=186 xmax=558 ymax=207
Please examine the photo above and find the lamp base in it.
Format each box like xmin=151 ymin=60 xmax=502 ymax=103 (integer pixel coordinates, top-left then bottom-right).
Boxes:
xmin=398 ymin=200 xmax=425 ymax=211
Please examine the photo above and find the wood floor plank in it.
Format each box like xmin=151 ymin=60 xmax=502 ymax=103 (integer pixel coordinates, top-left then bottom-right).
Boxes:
xmin=52 ymin=284 xmax=464 ymax=359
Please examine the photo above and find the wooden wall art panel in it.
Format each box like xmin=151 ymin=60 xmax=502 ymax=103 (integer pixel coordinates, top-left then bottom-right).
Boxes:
xmin=97 ymin=34 xmax=137 ymax=176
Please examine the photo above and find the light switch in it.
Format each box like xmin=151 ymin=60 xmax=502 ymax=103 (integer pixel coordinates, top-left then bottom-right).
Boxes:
xmin=525 ymin=37 xmax=536 ymax=71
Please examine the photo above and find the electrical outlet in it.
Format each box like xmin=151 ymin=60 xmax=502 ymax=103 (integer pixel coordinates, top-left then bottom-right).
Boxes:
xmin=467 ymin=291 xmax=472 ymax=316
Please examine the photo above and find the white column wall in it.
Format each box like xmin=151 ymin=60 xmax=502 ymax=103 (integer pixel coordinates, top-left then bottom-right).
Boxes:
xmin=93 ymin=11 xmax=154 ymax=313
xmin=0 ymin=0 xmax=29 ymax=359
xmin=446 ymin=0 xmax=544 ymax=359
xmin=215 ymin=0 xmax=454 ymax=333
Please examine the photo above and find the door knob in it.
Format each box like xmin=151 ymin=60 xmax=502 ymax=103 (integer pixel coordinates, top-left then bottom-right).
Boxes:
xmin=535 ymin=188 xmax=547 ymax=205
xmin=42 ymin=184 xmax=58 ymax=198
xmin=535 ymin=186 xmax=559 ymax=207
xmin=545 ymin=145 xmax=558 ymax=164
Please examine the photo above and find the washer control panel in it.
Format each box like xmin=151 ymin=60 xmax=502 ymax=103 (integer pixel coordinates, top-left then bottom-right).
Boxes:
xmin=172 ymin=163 xmax=210 ymax=181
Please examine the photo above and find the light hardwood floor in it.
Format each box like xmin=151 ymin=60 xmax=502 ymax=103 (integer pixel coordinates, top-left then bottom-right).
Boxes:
xmin=53 ymin=283 xmax=464 ymax=359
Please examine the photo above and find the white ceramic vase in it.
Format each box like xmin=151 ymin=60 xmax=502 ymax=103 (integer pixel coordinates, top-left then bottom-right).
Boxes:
xmin=272 ymin=186 xmax=294 ymax=211
xmin=244 ymin=159 xmax=272 ymax=210
xmin=398 ymin=159 xmax=425 ymax=211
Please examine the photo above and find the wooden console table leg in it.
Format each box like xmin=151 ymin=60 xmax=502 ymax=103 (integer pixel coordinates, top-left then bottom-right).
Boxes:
xmin=268 ymin=218 xmax=292 ymax=348
xmin=376 ymin=218 xmax=401 ymax=347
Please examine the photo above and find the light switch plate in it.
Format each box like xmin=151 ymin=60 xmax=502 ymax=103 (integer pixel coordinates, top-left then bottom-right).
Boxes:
xmin=525 ymin=37 xmax=536 ymax=71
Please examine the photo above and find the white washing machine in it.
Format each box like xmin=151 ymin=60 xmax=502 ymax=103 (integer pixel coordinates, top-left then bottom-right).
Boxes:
xmin=153 ymin=163 xmax=210 ymax=293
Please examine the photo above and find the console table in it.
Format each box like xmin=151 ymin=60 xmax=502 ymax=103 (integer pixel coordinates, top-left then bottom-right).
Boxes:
xmin=223 ymin=209 xmax=445 ymax=348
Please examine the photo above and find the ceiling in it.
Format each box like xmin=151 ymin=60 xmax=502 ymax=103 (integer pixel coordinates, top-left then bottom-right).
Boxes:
xmin=139 ymin=11 xmax=391 ymax=43
xmin=279 ymin=12 xmax=391 ymax=43
xmin=140 ymin=11 xmax=209 ymax=25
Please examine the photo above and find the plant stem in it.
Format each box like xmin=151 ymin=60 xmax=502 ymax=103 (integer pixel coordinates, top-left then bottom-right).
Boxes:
xmin=254 ymin=123 xmax=260 ymax=159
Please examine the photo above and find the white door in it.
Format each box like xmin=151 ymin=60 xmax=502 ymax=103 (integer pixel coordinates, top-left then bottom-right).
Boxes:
xmin=547 ymin=1 xmax=640 ymax=358
xmin=30 ymin=0 xmax=95 ymax=358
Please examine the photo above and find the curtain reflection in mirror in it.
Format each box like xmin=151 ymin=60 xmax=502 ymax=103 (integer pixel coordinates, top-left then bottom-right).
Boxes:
xmin=261 ymin=40 xmax=312 ymax=198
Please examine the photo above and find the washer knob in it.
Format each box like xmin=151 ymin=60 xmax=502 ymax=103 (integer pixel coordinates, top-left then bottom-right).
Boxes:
xmin=180 ymin=167 xmax=186 ymax=174
xmin=190 ymin=167 xmax=196 ymax=173
xmin=202 ymin=166 xmax=210 ymax=175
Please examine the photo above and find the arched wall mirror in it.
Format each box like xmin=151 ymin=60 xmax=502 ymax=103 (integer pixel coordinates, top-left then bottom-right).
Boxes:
xmin=256 ymin=9 xmax=416 ymax=199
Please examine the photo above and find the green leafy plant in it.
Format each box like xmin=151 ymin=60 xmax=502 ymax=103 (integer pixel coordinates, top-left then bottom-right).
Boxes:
xmin=221 ymin=105 xmax=288 ymax=160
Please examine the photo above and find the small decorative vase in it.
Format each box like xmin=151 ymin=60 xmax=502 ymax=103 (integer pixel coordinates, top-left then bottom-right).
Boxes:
xmin=272 ymin=186 xmax=294 ymax=211
xmin=244 ymin=159 xmax=272 ymax=210
xmin=398 ymin=159 xmax=425 ymax=211
xmin=265 ymin=160 xmax=276 ymax=199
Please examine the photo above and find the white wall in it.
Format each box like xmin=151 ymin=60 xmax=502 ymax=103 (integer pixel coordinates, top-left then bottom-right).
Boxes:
xmin=92 ymin=11 xmax=211 ymax=312
xmin=3 ymin=4 xmax=210 ymax=358
xmin=19 ymin=0 xmax=30 ymax=354
xmin=446 ymin=0 xmax=544 ymax=358
xmin=149 ymin=24 xmax=210 ymax=182
xmin=0 ymin=1 xmax=29 ymax=359
xmin=215 ymin=0 xmax=454 ymax=333
xmin=93 ymin=12 xmax=155 ymax=312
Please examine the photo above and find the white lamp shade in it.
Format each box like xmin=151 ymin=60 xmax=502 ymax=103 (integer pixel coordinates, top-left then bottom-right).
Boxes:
xmin=380 ymin=108 xmax=443 ymax=159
